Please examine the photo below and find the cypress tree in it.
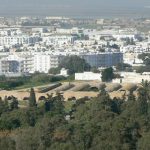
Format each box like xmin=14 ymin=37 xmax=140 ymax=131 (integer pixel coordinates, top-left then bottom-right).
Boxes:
xmin=29 ymin=88 xmax=37 ymax=107
xmin=137 ymin=88 xmax=148 ymax=115
xmin=44 ymin=100 xmax=51 ymax=112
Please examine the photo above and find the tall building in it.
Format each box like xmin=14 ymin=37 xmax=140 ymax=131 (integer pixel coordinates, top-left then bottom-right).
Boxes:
xmin=80 ymin=52 xmax=123 ymax=68
xmin=0 ymin=54 xmax=24 ymax=76
xmin=33 ymin=53 xmax=64 ymax=73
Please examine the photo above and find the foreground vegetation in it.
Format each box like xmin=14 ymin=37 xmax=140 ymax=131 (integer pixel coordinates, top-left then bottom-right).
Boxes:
xmin=0 ymin=81 xmax=150 ymax=150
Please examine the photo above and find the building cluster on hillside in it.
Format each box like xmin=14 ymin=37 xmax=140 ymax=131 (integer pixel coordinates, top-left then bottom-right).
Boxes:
xmin=0 ymin=19 xmax=149 ymax=76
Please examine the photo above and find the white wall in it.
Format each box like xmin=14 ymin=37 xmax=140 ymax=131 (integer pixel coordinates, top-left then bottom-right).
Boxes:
xmin=75 ymin=72 xmax=102 ymax=81
xmin=112 ymin=72 xmax=150 ymax=83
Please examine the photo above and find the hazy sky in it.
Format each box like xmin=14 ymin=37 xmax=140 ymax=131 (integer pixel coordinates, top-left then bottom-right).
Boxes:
xmin=0 ymin=0 xmax=150 ymax=17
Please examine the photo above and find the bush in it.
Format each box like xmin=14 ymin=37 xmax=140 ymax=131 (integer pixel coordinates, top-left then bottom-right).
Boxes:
xmin=49 ymin=76 xmax=66 ymax=82
xmin=116 ymin=63 xmax=132 ymax=71
xmin=49 ymin=68 xmax=61 ymax=75
xmin=31 ymin=74 xmax=66 ymax=83
xmin=0 ymin=80 xmax=24 ymax=90
xmin=31 ymin=74 xmax=50 ymax=83
xmin=101 ymin=67 xmax=114 ymax=82
xmin=134 ymin=66 xmax=150 ymax=73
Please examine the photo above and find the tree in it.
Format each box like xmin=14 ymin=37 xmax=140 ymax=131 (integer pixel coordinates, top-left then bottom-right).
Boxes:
xmin=44 ymin=94 xmax=53 ymax=112
xmin=0 ymin=136 xmax=16 ymax=150
xmin=116 ymin=63 xmax=132 ymax=71
xmin=137 ymin=88 xmax=148 ymax=115
xmin=138 ymin=53 xmax=150 ymax=66
xmin=49 ymin=67 xmax=61 ymax=75
xmin=0 ymin=97 xmax=9 ymax=115
xmin=130 ymin=38 xmax=135 ymax=45
xmin=126 ymin=37 xmax=135 ymax=45
xmin=52 ymin=93 xmax=65 ymax=115
xmin=59 ymin=55 xmax=91 ymax=75
xmin=101 ymin=67 xmax=114 ymax=82
xmin=135 ymin=65 xmax=150 ymax=73
xmin=29 ymin=88 xmax=37 ymax=107
xmin=109 ymin=44 xmax=119 ymax=49
xmin=126 ymin=37 xmax=130 ymax=45
xmin=127 ymin=91 xmax=136 ymax=101
xmin=91 ymin=67 xmax=100 ymax=73
xmin=138 ymin=53 xmax=147 ymax=60
xmin=137 ymin=132 xmax=150 ymax=150
xmin=141 ymin=80 xmax=150 ymax=100
xmin=136 ymin=80 xmax=150 ymax=115
xmin=9 ymin=97 xmax=18 ymax=111
xmin=144 ymin=58 xmax=150 ymax=66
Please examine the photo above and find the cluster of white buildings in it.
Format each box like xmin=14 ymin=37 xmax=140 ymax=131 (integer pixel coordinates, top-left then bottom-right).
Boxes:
xmin=84 ymin=28 xmax=141 ymax=41
xmin=0 ymin=28 xmax=40 ymax=48
xmin=0 ymin=52 xmax=63 ymax=76
xmin=0 ymin=35 xmax=39 ymax=47
xmin=42 ymin=35 xmax=75 ymax=46
xmin=0 ymin=26 xmax=149 ymax=77
xmin=0 ymin=51 xmax=123 ymax=76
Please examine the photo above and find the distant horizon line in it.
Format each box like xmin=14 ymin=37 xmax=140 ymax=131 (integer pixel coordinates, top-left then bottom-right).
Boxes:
xmin=0 ymin=14 xmax=150 ymax=19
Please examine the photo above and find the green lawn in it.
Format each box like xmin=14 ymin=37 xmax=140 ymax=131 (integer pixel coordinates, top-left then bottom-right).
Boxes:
xmin=14 ymin=82 xmax=51 ymax=90
xmin=14 ymin=75 xmax=75 ymax=90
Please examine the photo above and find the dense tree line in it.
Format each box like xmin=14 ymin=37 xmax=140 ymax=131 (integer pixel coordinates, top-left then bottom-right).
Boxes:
xmin=0 ymin=81 xmax=150 ymax=149
xmin=116 ymin=63 xmax=132 ymax=72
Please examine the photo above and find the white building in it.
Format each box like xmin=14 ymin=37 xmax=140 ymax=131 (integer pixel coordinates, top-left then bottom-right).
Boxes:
xmin=33 ymin=54 xmax=51 ymax=73
xmin=123 ymin=53 xmax=143 ymax=66
xmin=55 ymin=27 xmax=83 ymax=35
xmin=0 ymin=35 xmax=40 ymax=46
xmin=32 ymin=28 xmax=47 ymax=33
xmin=113 ymin=72 xmax=150 ymax=83
xmin=33 ymin=52 xmax=64 ymax=73
xmin=75 ymin=72 xmax=102 ymax=81
xmin=60 ymin=68 xmax=69 ymax=77
xmin=74 ymin=40 xmax=96 ymax=46
xmin=22 ymin=54 xmax=34 ymax=74
xmin=42 ymin=35 xmax=76 ymax=46
xmin=0 ymin=28 xmax=22 ymax=36
xmin=0 ymin=54 xmax=24 ymax=76
xmin=80 ymin=52 xmax=123 ymax=68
